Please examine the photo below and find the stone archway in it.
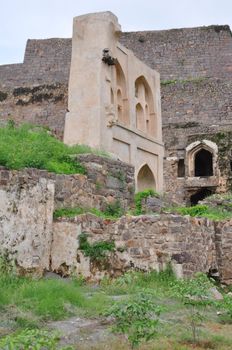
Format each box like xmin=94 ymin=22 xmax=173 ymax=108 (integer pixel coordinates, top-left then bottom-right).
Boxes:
xmin=137 ymin=164 xmax=156 ymax=192
xmin=186 ymin=140 xmax=218 ymax=177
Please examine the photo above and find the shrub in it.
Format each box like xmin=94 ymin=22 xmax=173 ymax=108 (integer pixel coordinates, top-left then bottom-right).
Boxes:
xmin=176 ymin=205 xmax=208 ymax=217
xmin=0 ymin=329 xmax=73 ymax=350
xmin=79 ymin=233 xmax=115 ymax=262
xmin=134 ymin=189 xmax=158 ymax=215
xmin=171 ymin=273 xmax=215 ymax=343
xmin=105 ymin=293 xmax=162 ymax=348
xmin=104 ymin=199 xmax=124 ymax=218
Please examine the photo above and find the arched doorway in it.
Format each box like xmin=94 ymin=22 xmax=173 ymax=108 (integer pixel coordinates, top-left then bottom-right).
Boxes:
xmin=137 ymin=164 xmax=156 ymax=192
xmin=194 ymin=149 xmax=213 ymax=176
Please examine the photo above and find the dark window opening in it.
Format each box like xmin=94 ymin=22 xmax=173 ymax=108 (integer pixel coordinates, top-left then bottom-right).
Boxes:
xmin=190 ymin=188 xmax=213 ymax=206
xmin=177 ymin=159 xmax=185 ymax=177
xmin=194 ymin=149 xmax=213 ymax=177
xmin=230 ymin=161 xmax=232 ymax=172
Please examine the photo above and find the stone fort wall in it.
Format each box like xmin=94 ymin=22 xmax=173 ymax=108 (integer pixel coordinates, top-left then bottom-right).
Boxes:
xmin=0 ymin=24 xmax=232 ymax=200
xmin=1 ymin=169 xmax=232 ymax=284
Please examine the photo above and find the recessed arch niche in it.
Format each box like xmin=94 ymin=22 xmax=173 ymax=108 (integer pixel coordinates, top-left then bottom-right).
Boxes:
xmin=114 ymin=62 xmax=129 ymax=125
xmin=137 ymin=164 xmax=156 ymax=192
xmin=135 ymin=76 xmax=156 ymax=137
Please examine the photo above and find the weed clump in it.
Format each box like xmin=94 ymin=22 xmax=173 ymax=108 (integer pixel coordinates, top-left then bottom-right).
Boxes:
xmin=134 ymin=189 xmax=159 ymax=215
xmin=79 ymin=233 xmax=115 ymax=263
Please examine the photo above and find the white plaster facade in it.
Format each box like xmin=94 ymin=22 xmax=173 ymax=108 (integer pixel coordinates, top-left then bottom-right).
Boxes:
xmin=64 ymin=12 xmax=164 ymax=192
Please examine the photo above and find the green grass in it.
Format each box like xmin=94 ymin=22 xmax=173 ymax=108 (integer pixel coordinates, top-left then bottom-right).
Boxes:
xmin=0 ymin=275 xmax=110 ymax=324
xmin=134 ymin=189 xmax=159 ymax=215
xmin=1 ymin=270 xmax=232 ymax=349
xmin=0 ymin=123 xmax=108 ymax=175
xmin=53 ymin=203 xmax=123 ymax=220
xmin=174 ymin=204 xmax=232 ymax=221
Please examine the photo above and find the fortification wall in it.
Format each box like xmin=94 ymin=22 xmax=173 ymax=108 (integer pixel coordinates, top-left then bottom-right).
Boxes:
xmin=120 ymin=25 xmax=232 ymax=80
xmin=0 ymin=23 xmax=232 ymax=200
xmin=0 ymin=39 xmax=71 ymax=138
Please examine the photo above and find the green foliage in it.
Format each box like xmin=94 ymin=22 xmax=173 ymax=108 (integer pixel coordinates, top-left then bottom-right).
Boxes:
xmin=0 ymin=329 xmax=73 ymax=350
xmin=101 ymin=266 xmax=176 ymax=297
xmin=171 ymin=273 xmax=215 ymax=343
xmin=221 ymin=294 xmax=232 ymax=321
xmin=176 ymin=205 xmax=208 ymax=217
xmin=104 ymin=199 xmax=124 ymax=218
xmin=0 ymin=123 xmax=109 ymax=175
xmin=0 ymin=274 xmax=111 ymax=323
xmin=134 ymin=189 xmax=158 ymax=215
xmin=79 ymin=233 xmax=115 ymax=262
xmin=105 ymin=293 xmax=161 ymax=348
xmin=53 ymin=207 xmax=86 ymax=219
xmin=0 ymin=250 xmax=16 ymax=276
xmin=176 ymin=204 xmax=232 ymax=221
xmin=54 ymin=202 xmax=123 ymax=220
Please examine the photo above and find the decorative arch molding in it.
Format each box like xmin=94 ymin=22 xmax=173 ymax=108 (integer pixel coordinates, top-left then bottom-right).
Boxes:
xmin=134 ymin=76 xmax=156 ymax=137
xmin=137 ymin=163 xmax=156 ymax=192
xmin=186 ymin=140 xmax=218 ymax=177
xmin=114 ymin=61 xmax=129 ymax=125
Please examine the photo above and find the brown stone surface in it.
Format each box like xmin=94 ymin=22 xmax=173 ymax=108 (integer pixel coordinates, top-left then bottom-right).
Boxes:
xmin=0 ymin=156 xmax=135 ymax=211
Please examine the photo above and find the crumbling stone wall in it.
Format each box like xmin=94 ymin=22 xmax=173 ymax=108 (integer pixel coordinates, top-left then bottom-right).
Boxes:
xmin=0 ymin=172 xmax=54 ymax=275
xmin=0 ymin=167 xmax=231 ymax=283
xmin=215 ymin=220 xmax=232 ymax=285
xmin=0 ymin=155 xmax=135 ymax=211
xmin=52 ymin=213 xmax=218 ymax=280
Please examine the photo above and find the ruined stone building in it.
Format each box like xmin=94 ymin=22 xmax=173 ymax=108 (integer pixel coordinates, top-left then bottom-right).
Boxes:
xmin=0 ymin=11 xmax=232 ymax=203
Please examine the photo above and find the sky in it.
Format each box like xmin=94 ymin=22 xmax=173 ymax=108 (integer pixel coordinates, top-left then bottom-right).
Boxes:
xmin=0 ymin=0 xmax=232 ymax=65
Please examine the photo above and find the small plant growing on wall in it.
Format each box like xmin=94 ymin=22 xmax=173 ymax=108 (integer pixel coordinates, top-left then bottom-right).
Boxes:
xmin=79 ymin=233 xmax=115 ymax=263
xmin=104 ymin=199 xmax=124 ymax=218
xmin=134 ymin=189 xmax=158 ymax=215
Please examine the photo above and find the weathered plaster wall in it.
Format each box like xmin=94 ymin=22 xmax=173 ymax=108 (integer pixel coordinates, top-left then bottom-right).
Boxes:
xmin=0 ymin=172 xmax=54 ymax=275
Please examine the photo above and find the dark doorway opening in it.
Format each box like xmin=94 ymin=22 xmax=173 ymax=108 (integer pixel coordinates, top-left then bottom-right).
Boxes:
xmin=190 ymin=188 xmax=213 ymax=206
xmin=177 ymin=159 xmax=185 ymax=177
xmin=194 ymin=149 xmax=213 ymax=177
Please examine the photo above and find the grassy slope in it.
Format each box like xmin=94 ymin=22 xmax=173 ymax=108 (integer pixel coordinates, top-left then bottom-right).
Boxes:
xmin=1 ymin=271 xmax=232 ymax=349
xmin=0 ymin=123 xmax=108 ymax=175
